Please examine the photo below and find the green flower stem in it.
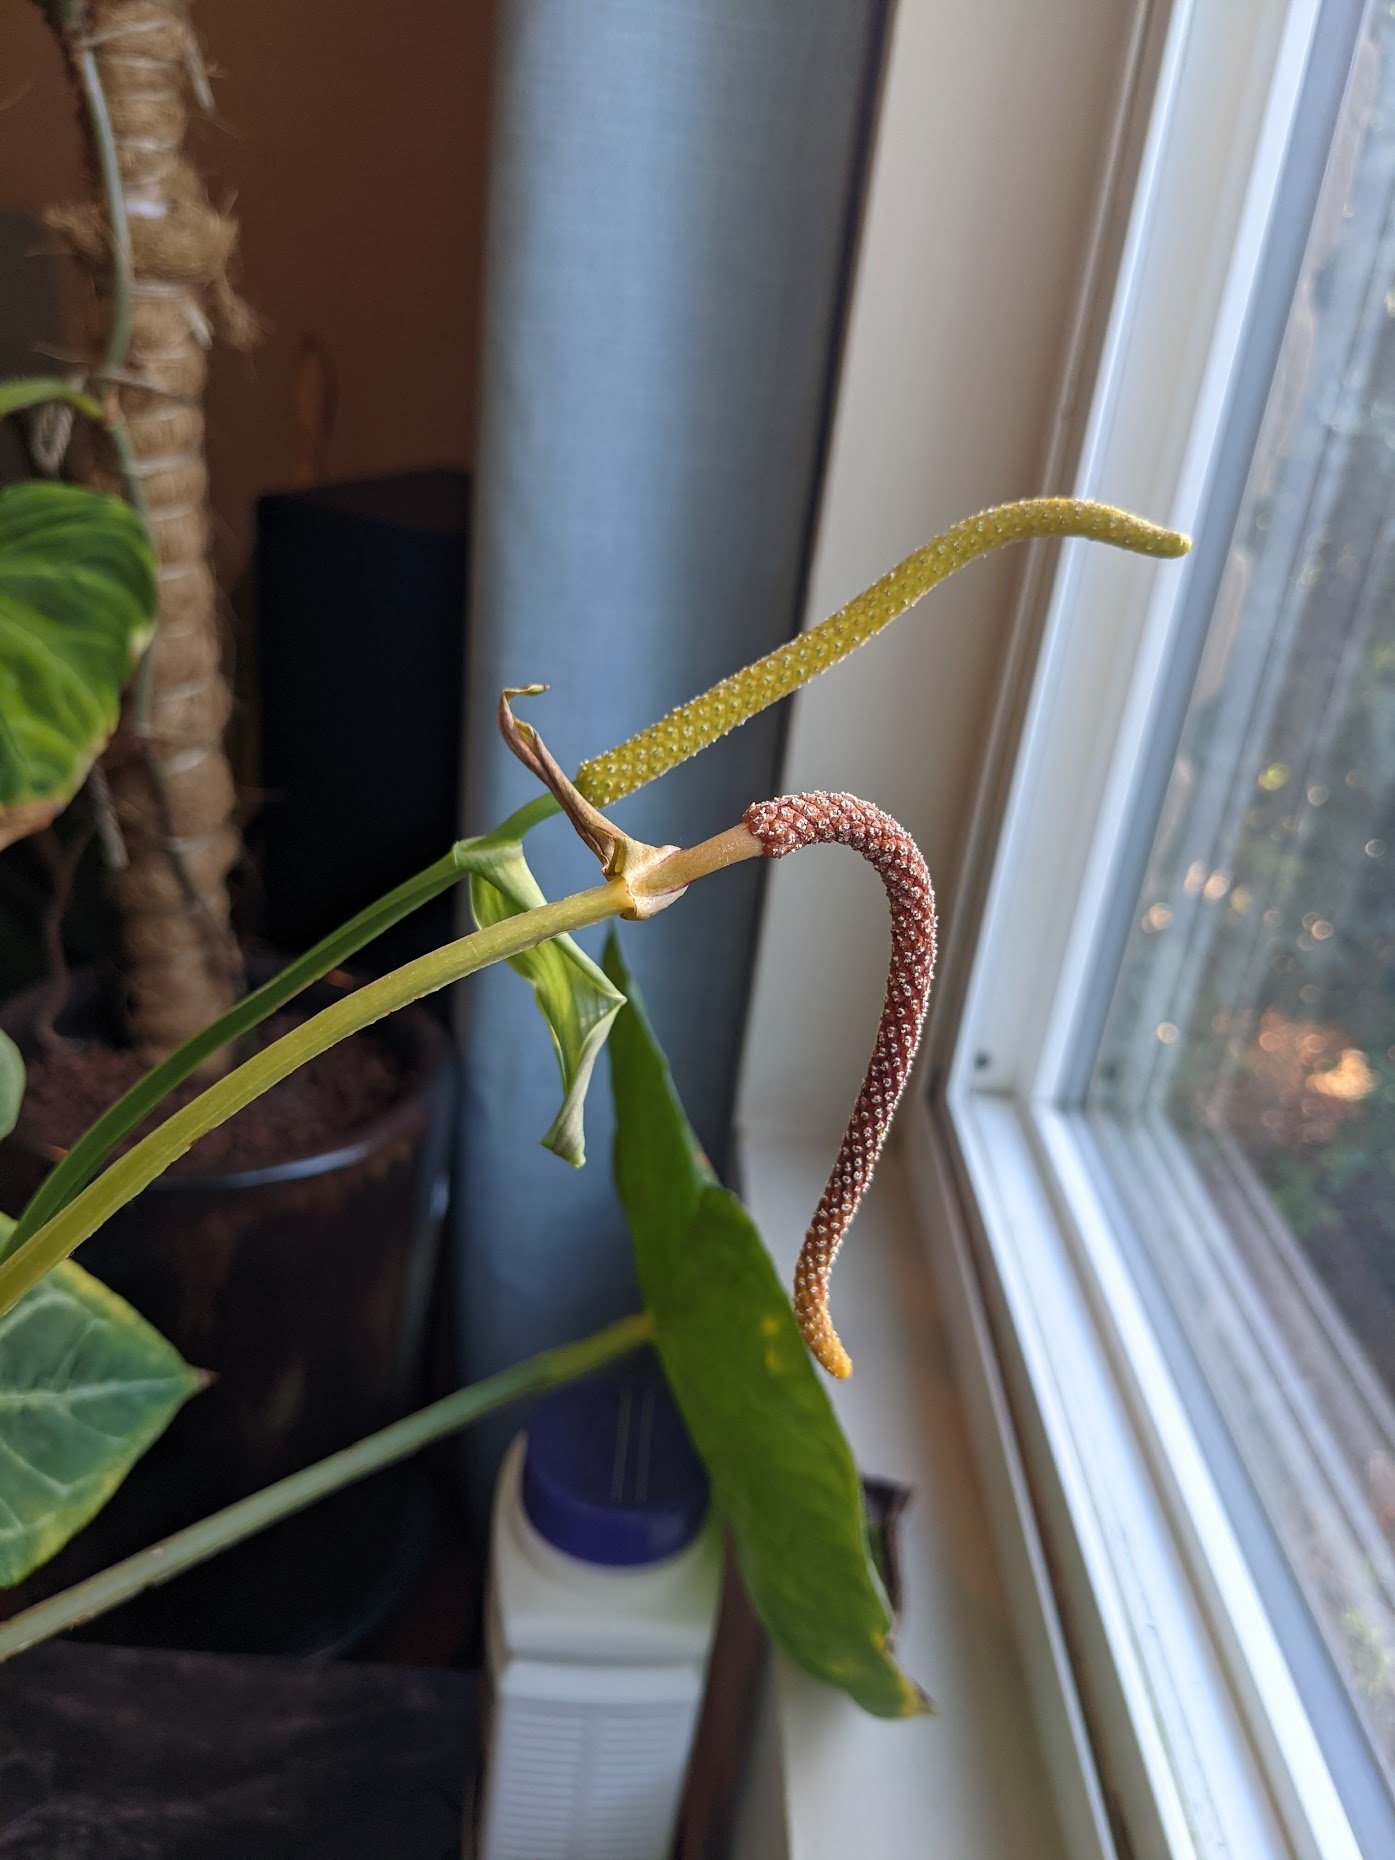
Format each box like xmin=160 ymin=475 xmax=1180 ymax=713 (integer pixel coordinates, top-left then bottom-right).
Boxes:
xmin=10 ymin=501 xmax=1188 ymax=1246
xmin=5 ymin=805 xmax=554 ymax=1254
xmin=0 ymin=1310 xmax=654 ymax=1663
xmin=0 ymin=875 xmax=628 ymax=1318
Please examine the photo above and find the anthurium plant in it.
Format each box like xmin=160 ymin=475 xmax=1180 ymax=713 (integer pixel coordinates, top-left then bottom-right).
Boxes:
xmin=0 ymin=426 xmax=1189 ymax=1711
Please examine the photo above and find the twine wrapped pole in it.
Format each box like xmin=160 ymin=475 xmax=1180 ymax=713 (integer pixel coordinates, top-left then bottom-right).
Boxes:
xmin=49 ymin=0 xmax=255 ymax=1058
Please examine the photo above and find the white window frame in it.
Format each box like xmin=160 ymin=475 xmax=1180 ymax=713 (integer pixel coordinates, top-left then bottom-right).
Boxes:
xmin=924 ymin=1 xmax=1395 ymax=1855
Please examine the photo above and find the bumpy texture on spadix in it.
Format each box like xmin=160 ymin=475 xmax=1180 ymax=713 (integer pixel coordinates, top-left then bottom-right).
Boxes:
xmin=744 ymin=794 xmax=936 ymax=1378
xmin=577 ymin=497 xmax=1189 ymax=807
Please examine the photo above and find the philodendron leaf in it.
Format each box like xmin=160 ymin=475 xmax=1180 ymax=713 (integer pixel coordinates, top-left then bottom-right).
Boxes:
xmin=0 ymin=1033 xmax=23 ymax=1143
xmin=467 ymin=797 xmax=624 ymax=1167
xmin=0 ymin=480 xmax=156 ymax=851
xmin=603 ymin=932 xmax=928 ymax=1719
xmin=0 ymin=1217 xmax=202 ymax=1587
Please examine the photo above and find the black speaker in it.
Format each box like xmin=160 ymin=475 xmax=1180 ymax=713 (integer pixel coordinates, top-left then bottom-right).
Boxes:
xmin=254 ymin=471 xmax=470 ymax=985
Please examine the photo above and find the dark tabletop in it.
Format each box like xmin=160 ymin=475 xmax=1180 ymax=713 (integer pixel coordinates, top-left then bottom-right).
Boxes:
xmin=0 ymin=1642 xmax=477 ymax=1859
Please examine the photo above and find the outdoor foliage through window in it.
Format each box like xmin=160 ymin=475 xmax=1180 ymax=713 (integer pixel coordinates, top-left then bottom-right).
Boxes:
xmin=1091 ymin=10 xmax=1395 ymax=1783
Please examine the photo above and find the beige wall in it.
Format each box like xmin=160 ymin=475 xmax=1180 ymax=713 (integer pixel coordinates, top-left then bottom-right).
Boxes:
xmin=739 ymin=0 xmax=1146 ymax=1143
xmin=0 ymin=0 xmax=496 ymax=577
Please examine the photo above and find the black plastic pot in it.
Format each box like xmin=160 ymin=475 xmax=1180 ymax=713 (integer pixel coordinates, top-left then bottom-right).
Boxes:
xmin=0 ymin=962 xmax=456 ymax=1655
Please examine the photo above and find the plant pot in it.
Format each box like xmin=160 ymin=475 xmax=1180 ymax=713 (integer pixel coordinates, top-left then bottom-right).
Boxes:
xmin=0 ymin=960 xmax=456 ymax=1655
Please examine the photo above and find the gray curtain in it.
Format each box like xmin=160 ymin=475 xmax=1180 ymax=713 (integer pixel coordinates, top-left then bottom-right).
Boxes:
xmin=456 ymin=0 xmax=888 ymax=1472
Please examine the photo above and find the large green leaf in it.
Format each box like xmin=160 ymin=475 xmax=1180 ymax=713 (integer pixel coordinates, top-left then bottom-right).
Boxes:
xmin=603 ymin=932 xmax=928 ymax=1718
xmin=0 ymin=1217 xmax=202 ymax=1586
xmin=468 ymin=798 xmax=624 ymax=1167
xmin=0 ymin=480 xmax=156 ymax=851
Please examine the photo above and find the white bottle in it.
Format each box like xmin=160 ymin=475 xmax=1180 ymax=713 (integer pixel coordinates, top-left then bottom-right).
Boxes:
xmin=477 ymin=1362 xmax=722 ymax=1860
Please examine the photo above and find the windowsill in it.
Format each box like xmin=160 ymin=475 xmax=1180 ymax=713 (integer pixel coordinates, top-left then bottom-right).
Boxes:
xmin=938 ymin=1087 xmax=1370 ymax=1859
xmin=729 ymin=1129 xmax=1072 ymax=1860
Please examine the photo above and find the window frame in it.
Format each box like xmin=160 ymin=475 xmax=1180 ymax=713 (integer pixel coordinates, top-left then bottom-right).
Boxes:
xmin=929 ymin=0 xmax=1395 ymax=1854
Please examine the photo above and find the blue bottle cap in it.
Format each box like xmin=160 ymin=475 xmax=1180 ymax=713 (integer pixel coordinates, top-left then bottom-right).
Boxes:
xmin=521 ymin=1352 xmax=709 ymax=1567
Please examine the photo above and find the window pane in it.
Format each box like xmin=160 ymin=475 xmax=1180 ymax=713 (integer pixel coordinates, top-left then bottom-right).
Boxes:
xmin=1091 ymin=11 xmax=1395 ymax=1782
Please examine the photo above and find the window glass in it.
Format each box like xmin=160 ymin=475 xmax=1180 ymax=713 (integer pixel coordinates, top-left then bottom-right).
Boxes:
xmin=1091 ymin=9 xmax=1395 ymax=1781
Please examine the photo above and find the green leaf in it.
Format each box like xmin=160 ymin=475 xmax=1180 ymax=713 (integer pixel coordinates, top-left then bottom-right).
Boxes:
xmin=0 ymin=1032 xmax=23 ymax=1144
xmin=0 ymin=481 xmax=156 ymax=851
xmin=603 ymin=932 xmax=928 ymax=1719
xmin=0 ymin=379 xmax=105 ymax=424
xmin=0 ymin=1217 xmax=202 ymax=1586
xmin=467 ymin=798 xmax=624 ymax=1167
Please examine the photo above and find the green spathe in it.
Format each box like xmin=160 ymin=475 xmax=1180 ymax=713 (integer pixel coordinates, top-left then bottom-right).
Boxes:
xmin=603 ymin=932 xmax=928 ymax=1719
xmin=468 ymin=798 xmax=623 ymax=1167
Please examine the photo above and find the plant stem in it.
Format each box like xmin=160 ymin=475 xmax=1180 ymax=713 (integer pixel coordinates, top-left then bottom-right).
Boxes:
xmin=0 ymin=375 xmax=145 ymax=524
xmin=106 ymin=409 xmax=149 ymax=530
xmin=0 ymin=875 xmax=628 ymax=1316
xmin=7 ymin=500 xmax=1187 ymax=1240
xmin=0 ymin=1310 xmax=654 ymax=1663
xmin=31 ymin=823 xmax=94 ymax=1052
xmin=70 ymin=44 xmax=149 ymax=529
xmin=0 ymin=378 xmax=105 ymax=423
xmin=5 ymin=800 xmax=560 ymax=1254
xmin=636 ymin=823 xmax=763 ymax=898
xmin=74 ymin=46 xmax=133 ymax=384
xmin=5 ymin=806 xmax=762 ymax=1261
xmin=9 ymin=498 xmax=1188 ymax=1246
